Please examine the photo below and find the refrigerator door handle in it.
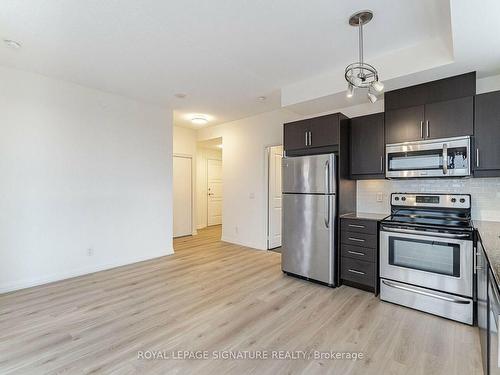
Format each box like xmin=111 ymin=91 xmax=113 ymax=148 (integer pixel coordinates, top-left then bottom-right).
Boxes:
xmin=324 ymin=160 xmax=330 ymax=228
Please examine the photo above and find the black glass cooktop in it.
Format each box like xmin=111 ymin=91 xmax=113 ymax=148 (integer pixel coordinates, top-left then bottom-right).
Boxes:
xmin=383 ymin=214 xmax=472 ymax=229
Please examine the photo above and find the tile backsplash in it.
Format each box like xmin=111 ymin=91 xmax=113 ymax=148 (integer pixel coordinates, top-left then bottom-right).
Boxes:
xmin=357 ymin=178 xmax=500 ymax=221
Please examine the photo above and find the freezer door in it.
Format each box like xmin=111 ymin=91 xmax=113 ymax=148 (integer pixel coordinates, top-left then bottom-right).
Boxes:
xmin=282 ymin=154 xmax=336 ymax=194
xmin=282 ymin=193 xmax=336 ymax=285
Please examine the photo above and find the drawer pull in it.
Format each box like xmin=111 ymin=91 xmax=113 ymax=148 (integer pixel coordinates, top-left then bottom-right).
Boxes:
xmin=348 ymin=269 xmax=366 ymax=275
xmin=347 ymin=250 xmax=365 ymax=256
xmin=348 ymin=237 xmax=365 ymax=242
xmin=348 ymin=224 xmax=365 ymax=228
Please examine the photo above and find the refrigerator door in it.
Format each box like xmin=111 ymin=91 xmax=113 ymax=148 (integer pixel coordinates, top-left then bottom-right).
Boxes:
xmin=282 ymin=193 xmax=336 ymax=285
xmin=282 ymin=154 xmax=336 ymax=194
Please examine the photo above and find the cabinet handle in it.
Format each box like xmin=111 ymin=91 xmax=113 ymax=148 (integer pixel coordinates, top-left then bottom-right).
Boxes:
xmin=426 ymin=120 xmax=430 ymax=138
xmin=380 ymin=156 xmax=384 ymax=172
xmin=348 ymin=237 xmax=365 ymax=242
xmin=348 ymin=269 xmax=366 ymax=275
xmin=308 ymin=131 xmax=312 ymax=146
xmin=348 ymin=224 xmax=365 ymax=228
xmin=476 ymin=148 xmax=480 ymax=167
xmin=305 ymin=132 xmax=308 ymax=146
xmin=420 ymin=121 xmax=424 ymax=139
xmin=347 ymin=250 xmax=365 ymax=256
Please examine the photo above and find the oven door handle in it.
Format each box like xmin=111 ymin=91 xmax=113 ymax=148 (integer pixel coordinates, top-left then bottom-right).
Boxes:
xmin=382 ymin=280 xmax=471 ymax=304
xmin=380 ymin=226 xmax=470 ymax=239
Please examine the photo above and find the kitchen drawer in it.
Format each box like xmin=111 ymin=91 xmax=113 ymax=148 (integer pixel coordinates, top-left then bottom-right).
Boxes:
xmin=341 ymin=231 xmax=377 ymax=249
xmin=341 ymin=244 xmax=376 ymax=262
xmin=341 ymin=257 xmax=375 ymax=287
xmin=341 ymin=219 xmax=377 ymax=234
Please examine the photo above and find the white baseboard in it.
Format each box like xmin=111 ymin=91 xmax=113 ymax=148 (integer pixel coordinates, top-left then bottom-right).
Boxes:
xmin=221 ymin=236 xmax=266 ymax=251
xmin=0 ymin=248 xmax=174 ymax=294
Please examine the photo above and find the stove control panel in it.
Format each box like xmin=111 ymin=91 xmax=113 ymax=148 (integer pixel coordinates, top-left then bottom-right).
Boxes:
xmin=391 ymin=193 xmax=470 ymax=209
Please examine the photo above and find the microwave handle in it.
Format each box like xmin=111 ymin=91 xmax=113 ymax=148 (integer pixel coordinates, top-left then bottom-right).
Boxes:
xmin=443 ymin=143 xmax=448 ymax=175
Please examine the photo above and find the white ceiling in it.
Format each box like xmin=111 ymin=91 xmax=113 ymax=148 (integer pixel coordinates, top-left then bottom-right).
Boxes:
xmin=0 ymin=1 xmax=497 ymax=128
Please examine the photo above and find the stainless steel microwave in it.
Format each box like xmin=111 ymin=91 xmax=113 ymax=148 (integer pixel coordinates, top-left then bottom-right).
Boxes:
xmin=385 ymin=136 xmax=471 ymax=178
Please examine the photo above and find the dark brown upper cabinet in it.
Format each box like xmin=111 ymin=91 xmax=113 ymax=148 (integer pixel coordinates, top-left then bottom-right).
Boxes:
xmin=385 ymin=105 xmax=424 ymax=144
xmin=384 ymin=72 xmax=475 ymax=144
xmin=283 ymin=113 xmax=340 ymax=153
xmin=424 ymin=97 xmax=474 ymax=139
xmin=474 ymin=91 xmax=500 ymax=177
xmin=350 ymin=113 xmax=385 ymax=179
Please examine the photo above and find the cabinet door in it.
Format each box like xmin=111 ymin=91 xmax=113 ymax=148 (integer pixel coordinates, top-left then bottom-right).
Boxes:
xmin=283 ymin=120 xmax=308 ymax=151
xmin=424 ymin=97 xmax=473 ymax=139
xmin=477 ymin=241 xmax=488 ymax=375
xmin=309 ymin=114 xmax=339 ymax=148
xmin=475 ymin=91 xmax=500 ymax=173
xmin=385 ymin=105 xmax=424 ymax=144
xmin=350 ymin=113 xmax=385 ymax=178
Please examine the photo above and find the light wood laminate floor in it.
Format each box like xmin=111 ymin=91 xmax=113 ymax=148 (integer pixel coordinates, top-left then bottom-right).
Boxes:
xmin=0 ymin=225 xmax=483 ymax=374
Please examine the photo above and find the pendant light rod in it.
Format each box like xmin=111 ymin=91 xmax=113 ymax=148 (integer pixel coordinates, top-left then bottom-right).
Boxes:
xmin=358 ymin=18 xmax=363 ymax=68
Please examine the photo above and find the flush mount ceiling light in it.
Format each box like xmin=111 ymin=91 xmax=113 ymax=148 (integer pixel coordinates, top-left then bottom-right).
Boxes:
xmin=174 ymin=93 xmax=187 ymax=99
xmin=191 ymin=116 xmax=208 ymax=125
xmin=258 ymin=96 xmax=266 ymax=102
xmin=345 ymin=10 xmax=383 ymax=103
xmin=3 ymin=39 xmax=21 ymax=49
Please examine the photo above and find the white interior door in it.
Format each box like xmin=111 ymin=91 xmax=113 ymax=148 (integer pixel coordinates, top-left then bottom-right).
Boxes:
xmin=173 ymin=156 xmax=192 ymax=237
xmin=207 ymin=159 xmax=222 ymax=226
xmin=268 ymin=145 xmax=283 ymax=249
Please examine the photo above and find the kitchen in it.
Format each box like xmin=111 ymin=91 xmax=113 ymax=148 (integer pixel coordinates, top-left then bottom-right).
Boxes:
xmin=2 ymin=1 xmax=500 ymax=374
xmin=281 ymin=69 xmax=500 ymax=374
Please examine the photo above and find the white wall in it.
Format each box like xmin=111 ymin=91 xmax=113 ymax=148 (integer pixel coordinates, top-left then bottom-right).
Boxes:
xmin=173 ymin=126 xmax=197 ymax=235
xmin=196 ymin=147 xmax=222 ymax=229
xmin=197 ymin=109 xmax=298 ymax=249
xmin=0 ymin=66 xmax=173 ymax=292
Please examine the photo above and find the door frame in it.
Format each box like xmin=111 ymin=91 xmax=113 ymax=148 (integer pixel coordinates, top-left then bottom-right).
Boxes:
xmin=265 ymin=144 xmax=283 ymax=250
xmin=173 ymin=153 xmax=195 ymax=237
xmin=206 ymin=158 xmax=222 ymax=227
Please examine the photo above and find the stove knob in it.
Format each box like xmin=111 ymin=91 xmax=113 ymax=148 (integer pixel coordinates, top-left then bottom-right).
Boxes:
xmin=460 ymin=198 xmax=466 ymax=203
xmin=451 ymin=198 xmax=456 ymax=203
xmin=401 ymin=197 xmax=406 ymax=201
xmin=394 ymin=197 xmax=400 ymax=201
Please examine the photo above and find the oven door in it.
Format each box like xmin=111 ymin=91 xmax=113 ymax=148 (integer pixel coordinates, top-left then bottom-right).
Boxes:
xmin=386 ymin=136 xmax=470 ymax=178
xmin=380 ymin=226 xmax=473 ymax=297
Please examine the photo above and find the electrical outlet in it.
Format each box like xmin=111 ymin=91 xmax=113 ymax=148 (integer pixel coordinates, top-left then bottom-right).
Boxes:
xmin=249 ymin=192 xmax=255 ymax=199
xmin=87 ymin=248 xmax=94 ymax=256
xmin=376 ymin=192 xmax=384 ymax=202
xmin=235 ymin=226 xmax=239 ymax=234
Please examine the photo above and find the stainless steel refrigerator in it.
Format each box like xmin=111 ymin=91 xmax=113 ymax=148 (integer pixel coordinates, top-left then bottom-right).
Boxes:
xmin=281 ymin=153 xmax=337 ymax=286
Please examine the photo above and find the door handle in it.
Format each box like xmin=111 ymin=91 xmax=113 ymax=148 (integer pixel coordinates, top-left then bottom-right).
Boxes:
xmin=420 ymin=121 xmax=424 ymax=139
xmin=442 ymin=143 xmax=448 ymax=175
xmin=382 ymin=280 xmax=471 ymax=304
xmin=324 ymin=160 xmax=330 ymax=228
xmin=426 ymin=120 xmax=430 ymax=138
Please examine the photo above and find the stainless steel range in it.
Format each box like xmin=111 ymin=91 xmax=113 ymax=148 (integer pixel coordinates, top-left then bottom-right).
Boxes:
xmin=379 ymin=193 xmax=474 ymax=324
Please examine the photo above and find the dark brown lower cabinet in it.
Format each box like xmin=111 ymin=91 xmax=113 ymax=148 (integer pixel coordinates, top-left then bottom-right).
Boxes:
xmin=340 ymin=218 xmax=379 ymax=294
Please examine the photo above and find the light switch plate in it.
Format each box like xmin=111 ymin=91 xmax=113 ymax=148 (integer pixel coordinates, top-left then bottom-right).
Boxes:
xmin=376 ymin=192 xmax=384 ymax=202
